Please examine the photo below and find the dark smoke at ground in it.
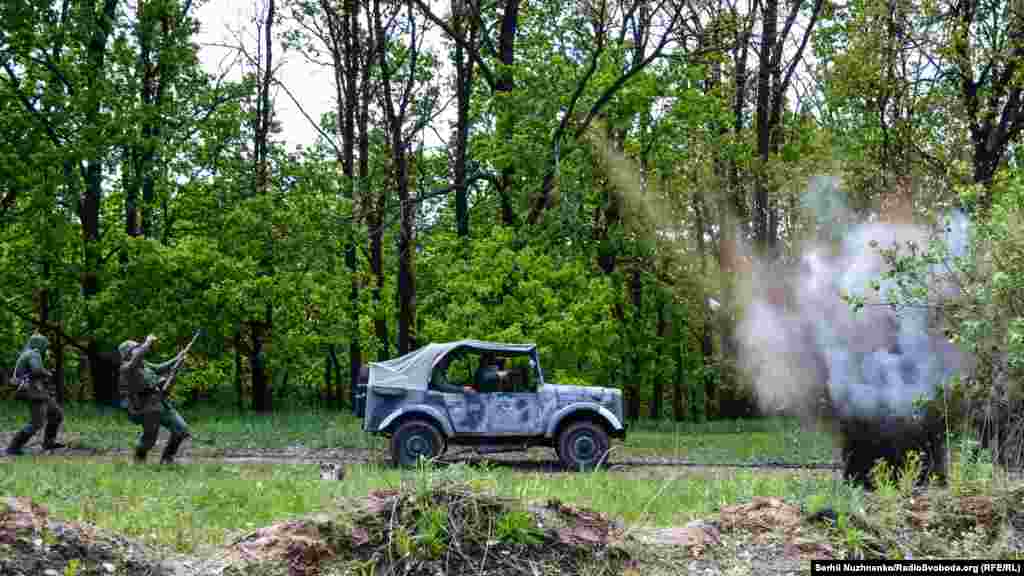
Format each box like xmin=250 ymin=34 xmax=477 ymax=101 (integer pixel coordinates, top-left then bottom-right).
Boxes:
xmin=736 ymin=176 xmax=970 ymax=487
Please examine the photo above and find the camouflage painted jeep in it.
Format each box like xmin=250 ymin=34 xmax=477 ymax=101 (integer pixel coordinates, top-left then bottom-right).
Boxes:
xmin=355 ymin=340 xmax=627 ymax=470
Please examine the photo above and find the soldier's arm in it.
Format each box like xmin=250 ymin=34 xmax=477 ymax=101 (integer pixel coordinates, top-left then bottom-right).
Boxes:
xmin=150 ymin=350 xmax=185 ymax=374
xmin=126 ymin=335 xmax=157 ymax=370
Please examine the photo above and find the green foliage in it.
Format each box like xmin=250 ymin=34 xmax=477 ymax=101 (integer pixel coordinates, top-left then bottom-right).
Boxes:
xmin=495 ymin=510 xmax=544 ymax=546
xmin=418 ymin=226 xmax=620 ymax=382
xmin=871 ymin=171 xmax=1024 ymax=463
xmin=412 ymin=504 xmax=449 ymax=559
xmin=2 ymin=0 xmax=1015 ymax=426
xmin=948 ymin=436 xmax=995 ymax=496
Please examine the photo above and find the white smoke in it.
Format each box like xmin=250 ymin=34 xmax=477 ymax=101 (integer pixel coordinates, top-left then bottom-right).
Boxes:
xmin=738 ymin=176 xmax=969 ymax=420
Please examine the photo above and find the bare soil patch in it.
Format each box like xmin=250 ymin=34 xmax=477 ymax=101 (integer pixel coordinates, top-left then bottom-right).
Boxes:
xmin=0 ymin=496 xmax=175 ymax=576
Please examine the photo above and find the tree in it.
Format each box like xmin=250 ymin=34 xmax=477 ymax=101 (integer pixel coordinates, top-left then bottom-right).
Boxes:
xmin=752 ymin=0 xmax=825 ymax=253
xmin=371 ymin=0 xmax=443 ymax=354
xmin=289 ymin=0 xmax=375 ymax=403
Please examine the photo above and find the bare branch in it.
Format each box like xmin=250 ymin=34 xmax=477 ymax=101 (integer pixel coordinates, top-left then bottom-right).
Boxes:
xmin=410 ymin=0 xmax=497 ymax=89
xmin=778 ymin=0 xmax=825 ymax=104
xmin=273 ymin=75 xmax=342 ymax=154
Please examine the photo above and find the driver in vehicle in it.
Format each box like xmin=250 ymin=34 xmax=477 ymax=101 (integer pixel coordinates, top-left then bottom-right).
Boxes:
xmin=475 ymin=352 xmax=499 ymax=392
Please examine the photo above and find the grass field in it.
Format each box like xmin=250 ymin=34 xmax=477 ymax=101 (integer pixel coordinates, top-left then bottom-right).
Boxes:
xmin=0 ymin=401 xmax=840 ymax=554
xmin=0 ymin=400 xmax=837 ymax=463
xmin=0 ymin=456 xmax=846 ymax=554
xmin=5 ymin=400 xmax=1011 ymax=572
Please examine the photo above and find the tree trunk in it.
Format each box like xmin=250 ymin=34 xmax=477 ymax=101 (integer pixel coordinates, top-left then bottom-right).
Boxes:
xmin=495 ymin=0 xmax=521 ymax=227
xmin=234 ymin=327 xmax=244 ymax=411
xmin=712 ymin=11 xmax=754 ymax=421
xmin=628 ymin=268 xmax=642 ymax=421
xmin=35 ymin=273 xmax=66 ymax=406
xmin=396 ymin=159 xmax=416 ymax=354
xmin=754 ymin=0 xmax=777 ymax=253
xmin=251 ymin=322 xmax=269 ymax=412
xmin=137 ymin=0 xmax=159 ymax=238
xmin=339 ymin=0 xmax=364 ymax=397
xmin=250 ymin=0 xmax=276 ymax=411
xmin=54 ymin=333 xmax=65 ymax=405
xmin=373 ymin=0 xmax=418 ymax=354
xmin=673 ymin=337 xmax=686 ymax=422
xmin=328 ymin=344 xmax=343 ymax=409
xmin=651 ymin=301 xmax=666 ymax=420
xmin=124 ymin=146 xmax=141 ymax=237
xmin=358 ymin=27 xmax=386 ymax=358
xmin=452 ymin=0 xmax=476 ymax=237
xmin=693 ymin=187 xmax=718 ymax=422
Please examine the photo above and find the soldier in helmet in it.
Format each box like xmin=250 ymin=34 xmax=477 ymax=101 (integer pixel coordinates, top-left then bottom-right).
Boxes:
xmin=6 ymin=332 xmax=65 ymax=456
xmin=118 ymin=334 xmax=192 ymax=464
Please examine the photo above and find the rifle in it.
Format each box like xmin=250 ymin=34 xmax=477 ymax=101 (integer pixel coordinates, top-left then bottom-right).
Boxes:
xmin=159 ymin=329 xmax=201 ymax=396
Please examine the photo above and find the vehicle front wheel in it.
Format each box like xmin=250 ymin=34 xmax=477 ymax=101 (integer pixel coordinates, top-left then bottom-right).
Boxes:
xmin=556 ymin=421 xmax=610 ymax=472
xmin=391 ymin=419 xmax=444 ymax=468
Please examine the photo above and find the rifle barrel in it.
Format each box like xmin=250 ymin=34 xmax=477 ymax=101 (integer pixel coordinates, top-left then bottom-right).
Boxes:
xmin=161 ymin=330 xmax=201 ymax=395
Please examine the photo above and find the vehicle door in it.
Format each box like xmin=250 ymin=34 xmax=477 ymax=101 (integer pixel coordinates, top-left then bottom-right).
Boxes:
xmin=433 ymin=351 xmax=488 ymax=434
xmin=484 ymin=355 xmax=543 ymax=436
xmin=484 ymin=393 xmax=541 ymax=435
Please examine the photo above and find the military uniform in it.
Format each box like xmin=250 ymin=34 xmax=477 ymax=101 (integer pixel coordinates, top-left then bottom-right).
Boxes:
xmin=118 ymin=336 xmax=191 ymax=464
xmin=6 ymin=334 xmax=64 ymax=455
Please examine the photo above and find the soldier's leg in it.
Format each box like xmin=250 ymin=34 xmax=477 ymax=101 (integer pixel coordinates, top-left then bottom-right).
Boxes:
xmin=5 ymin=401 xmax=44 ymax=455
xmin=159 ymin=402 xmax=191 ymax=465
xmin=135 ymin=410 xmax=161 ymax=463
xmin=42 ymin=398 xmax=65 ymax=450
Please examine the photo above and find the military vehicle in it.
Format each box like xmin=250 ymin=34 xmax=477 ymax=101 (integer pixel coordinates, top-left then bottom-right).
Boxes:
xmin=354 ymin=340 xmax=627 ymax=470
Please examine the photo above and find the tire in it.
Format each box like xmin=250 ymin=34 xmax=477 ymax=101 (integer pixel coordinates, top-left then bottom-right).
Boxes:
xmin=391 ymin=419 xmax=444 ymax=468
xmin=556 ymin=421 xmax=610 ymax=472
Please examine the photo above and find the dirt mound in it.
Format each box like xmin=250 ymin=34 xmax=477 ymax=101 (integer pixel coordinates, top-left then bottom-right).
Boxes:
xmin=0 ymin=496 xmax=172 ymax=576
xmin=718 ymin=496 xmax=835 ymax=560
xmin=720 ymin=496 xmax=803 ymax=535
xmin=220 ymin=482 xmax=631 ymax=576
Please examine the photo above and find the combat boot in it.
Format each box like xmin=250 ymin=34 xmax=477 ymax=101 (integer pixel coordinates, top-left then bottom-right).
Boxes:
xmin=42 ymin=419 xmax=65 ymax=451
xmin=160 ymin=433 xmax=190 ymax=465
xmin=134 ymin=446 xmax=149 ymax=464
xmin=5 ymin=429 xmax=33 ymax=456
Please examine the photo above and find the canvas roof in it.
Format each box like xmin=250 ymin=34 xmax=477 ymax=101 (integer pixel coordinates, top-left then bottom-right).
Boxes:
xmin=368 ymin=340 xmax=537 ymax=389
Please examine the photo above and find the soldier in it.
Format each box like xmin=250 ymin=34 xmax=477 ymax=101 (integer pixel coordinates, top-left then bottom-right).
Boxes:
xmin=6 ymin=333 xmax=65 ymax=456
xmin=118 ymin=334 xmax=192 ymax=464
xmin=474 ymin=352 xmax=499 ymax=392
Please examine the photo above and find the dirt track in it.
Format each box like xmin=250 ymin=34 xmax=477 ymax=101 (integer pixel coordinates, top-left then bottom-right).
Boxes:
xmin=0 ymin=435 xmax=842 ymax=480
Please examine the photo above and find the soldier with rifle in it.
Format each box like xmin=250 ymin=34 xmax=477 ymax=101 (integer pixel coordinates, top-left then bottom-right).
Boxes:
xmin=6 ymin=332 xmax=65 ymax=456
xmin=118 ymin=331 xmax=198 ymax=464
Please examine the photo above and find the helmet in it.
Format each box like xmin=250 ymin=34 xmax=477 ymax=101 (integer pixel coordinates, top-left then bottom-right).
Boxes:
xmin=27 ymin=333 xmax=49 ymax=356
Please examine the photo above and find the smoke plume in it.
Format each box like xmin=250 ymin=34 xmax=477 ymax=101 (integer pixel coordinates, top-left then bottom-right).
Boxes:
xmin=737 ymin=176 xmax=970 ymax=421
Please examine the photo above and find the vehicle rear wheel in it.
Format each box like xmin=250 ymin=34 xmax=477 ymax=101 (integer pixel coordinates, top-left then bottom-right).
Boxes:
xmin=556 ymin=421 xmax=610 ymax=472
xmin=391 ymin=419 xmax=444 ymax=468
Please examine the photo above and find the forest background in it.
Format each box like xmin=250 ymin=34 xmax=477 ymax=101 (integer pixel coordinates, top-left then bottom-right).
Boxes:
xmin=2 ymin=0 xmax=1023 ymax=425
